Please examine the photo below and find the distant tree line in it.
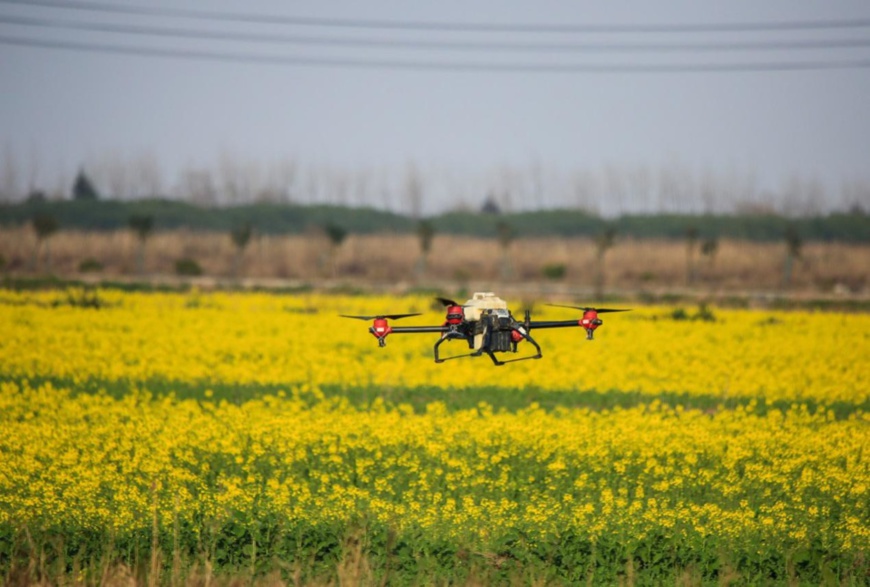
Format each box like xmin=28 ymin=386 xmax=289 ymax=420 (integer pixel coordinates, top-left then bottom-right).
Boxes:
xmin=1 ymin=198 xmax=868 ymax=242
xmin=0 ymin=172 xmax=850 ymax=293
xmin=2 ymin=150 xmax=869 ymax=218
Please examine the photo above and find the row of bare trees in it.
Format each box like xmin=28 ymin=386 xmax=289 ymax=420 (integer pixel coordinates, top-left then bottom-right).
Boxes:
xmin=3 ymin=147 xmax=868 ymax=216
xmin=19 ymin=212 xmax=810 ymax=294
xmin=21 ymin=212 xmax=350 ymax=279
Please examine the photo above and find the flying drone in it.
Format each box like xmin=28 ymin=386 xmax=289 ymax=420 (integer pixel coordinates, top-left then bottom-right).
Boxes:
xmin=341 ymin=292 xmax=629 ymax=366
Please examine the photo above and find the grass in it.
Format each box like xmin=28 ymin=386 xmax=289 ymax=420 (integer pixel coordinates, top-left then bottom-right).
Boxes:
xmin=6 ymin=527 xmax=850 ymax=587
xmin=2 ymin=520 xmax=818 ymax=587
xmin=5 ymin=374 xmax=867 ymax=420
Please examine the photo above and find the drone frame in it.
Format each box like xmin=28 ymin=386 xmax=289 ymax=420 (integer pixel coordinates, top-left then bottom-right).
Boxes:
xmin=342 ymin=294 xmax=629 ymax=366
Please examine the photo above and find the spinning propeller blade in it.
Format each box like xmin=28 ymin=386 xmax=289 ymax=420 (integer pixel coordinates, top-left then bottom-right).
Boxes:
xmin=435 ymin=297 xmax=460 ymax=307
xmin=546 ymin=304 xmax=631 ymax=313
xmin=339 ymin=313 xmax=422 ymax=321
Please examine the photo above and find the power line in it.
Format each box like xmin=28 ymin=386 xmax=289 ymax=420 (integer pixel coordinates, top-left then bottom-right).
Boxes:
xmin=2 ymin=0 xmax=870 ymax=34
xmin=4 ymin=14 xmax=870 ymax=53
xmin=4 ymin=34 xmax=870 ymax=73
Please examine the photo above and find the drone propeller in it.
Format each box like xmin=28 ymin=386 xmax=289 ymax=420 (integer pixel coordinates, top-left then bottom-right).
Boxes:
xmin=546 ymin=304 xmax=631 ymax=313
xmin=435 ymin=297 xmax=460 ymax=307
xmin=340 ymin=313 xmax=422 ymax=321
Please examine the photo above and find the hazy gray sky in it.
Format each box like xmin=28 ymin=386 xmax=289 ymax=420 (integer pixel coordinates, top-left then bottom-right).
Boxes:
xmin=2 ymin=0 xmax=870 ymax=215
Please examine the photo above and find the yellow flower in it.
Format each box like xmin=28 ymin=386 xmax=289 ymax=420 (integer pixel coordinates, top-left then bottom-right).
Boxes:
xmin=0 ymin=289 xmax=867 ymax=557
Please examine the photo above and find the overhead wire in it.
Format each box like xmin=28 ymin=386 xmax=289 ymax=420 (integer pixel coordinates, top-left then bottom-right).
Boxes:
xmin=2 ymin=13 xmax=870 ymax=53
xmin=1 ymin=0 xmax=870 ymax=33
xmin=1 ymin=0 xmax=869 ymax=72
xmin=3 ymin=35 xmax=870 ymax=73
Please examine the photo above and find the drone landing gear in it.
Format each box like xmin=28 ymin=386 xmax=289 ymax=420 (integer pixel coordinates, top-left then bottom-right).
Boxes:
xmin=479 ymin=348 xmax=543 ymax=366
xmin=434 ymin=330 xmax=544 ymax=365
xmin=486 ymin=331 xmax=543 ymax=366
xmin=433 ymin=332 xmax=473 ymax=363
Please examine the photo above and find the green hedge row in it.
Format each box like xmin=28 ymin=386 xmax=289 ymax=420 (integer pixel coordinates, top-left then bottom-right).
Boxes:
xmin=2 ymin=199 xmax=868 ymax=242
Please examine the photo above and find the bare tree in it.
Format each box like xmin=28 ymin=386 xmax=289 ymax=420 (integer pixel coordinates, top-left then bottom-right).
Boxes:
xmin=658 ymin=159 xmax=694 ymax=213
xmin=495 ymin=165 xmax=517 ymax=213
xmin=685 ymin=226 xmax=699 ymax=285
xmin=329 ymin=169 xmax=349 ymax=206
xmin=2 ymin=146 xmax=20 ymax=202
xmin=572 ymin=170 xmax=600 ymax=215
xmin=128 ymin=214 xmax=154 ymax=275
xmin=50 ymin=166 xmax=69 ymax=201
xmin=781 ymin=174 xmax=822 ymax=217
xmin=111 ymin=154 xmax=132 ymax=199
xmin=230 ymin=222 xmax=253 ymax=278
xmin=31 ymin=213 xmax=59 ymax=272
xmin=497 ymin=221 xmax=515 ymax=280
xmin=783 ymin=223 xmax=803 ymax=287
xmin=250 ymin=157 xmax=296 ymax=204
xmin=840 ymin=179 xmax=870 ymax=213
xmin=375 ymin=167 xmax=395 ymax=212
xmin=26 ymin=147 xmax=41 ymax=196
xmin=133 ymin=151 xmax=163 ymax=197
xmin=273 ymin=158 xmax=298 ymax=204
xmin=96 ymin=152 xmax=131 ymax=200
xmin=529 ymin=158 xmax=545 ymax=209
xmin=415 ymin=220 xmax=435 ymax=277
xmin=656 ymin=164 xmax=678 ymax=213
xmin=700 ymin=237 xmax=719 ymax=280
xmin=179 ymin=167 xmax=218 ymax=206
xmin=405 ymin=163 xmax=424 ymax=219
xmin=604 ymin=164 xmax=627 ymax=216
xmin=349 ymin=168 xmax=370 ymax=208
xmin=323 ymin=223 xmax=347 ymax=277
xmin=218 ymin=152 xmax=239 ymax=205
xmin=627 ymin=165 xmax=652 ymax=214
xmin=218 ymin=151 xmax=261 ymax=205
xmin=593 ymin=224 xmax=616 ymax=298
xmin=699 ymin=169 xmax=717 ymax=214
xmin=304 ymin=164 xmax=324 ymax=206
xmin=732 ymin=166 xmax=759 ymax=214
xmin=255 ymin=159 xmax=293 ymax=203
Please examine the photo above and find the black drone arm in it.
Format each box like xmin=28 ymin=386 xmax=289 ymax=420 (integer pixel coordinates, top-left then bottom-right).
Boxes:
xmin=527 ymin=320 xmax=581 ymax=330
xmin=389 ymin=325 xmax=450 ymax=334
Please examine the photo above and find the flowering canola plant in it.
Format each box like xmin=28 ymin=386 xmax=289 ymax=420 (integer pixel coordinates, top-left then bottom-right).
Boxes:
xmin=1 ymin=382 xmax=867 ymax=555
xmin=0 ymin=288 xmax=867 ymax=405
xmin=0 ymin=288 xmax=868 ymax=582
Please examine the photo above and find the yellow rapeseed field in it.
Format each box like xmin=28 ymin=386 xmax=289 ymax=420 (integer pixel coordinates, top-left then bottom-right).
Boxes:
xmin=1 ymin=381 xmax=867 ymax=550
xmin=0 ymin=288 xmax=867 ymax=583
xmin=0 ymin=288 xmax=867 ymax=405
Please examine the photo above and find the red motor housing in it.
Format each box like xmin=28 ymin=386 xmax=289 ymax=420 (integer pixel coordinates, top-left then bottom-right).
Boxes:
xmin=444 ymin=305 xmax=464 ymax=325
xmin=371 ymin=317 xmax=392 ymax=340
xmin=579 ymin=310 xmax=604 ymax=339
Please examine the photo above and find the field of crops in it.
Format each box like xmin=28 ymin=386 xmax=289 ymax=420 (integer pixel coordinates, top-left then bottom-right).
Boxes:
xmin=1 ymin=288 xmax=868 ymax=585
